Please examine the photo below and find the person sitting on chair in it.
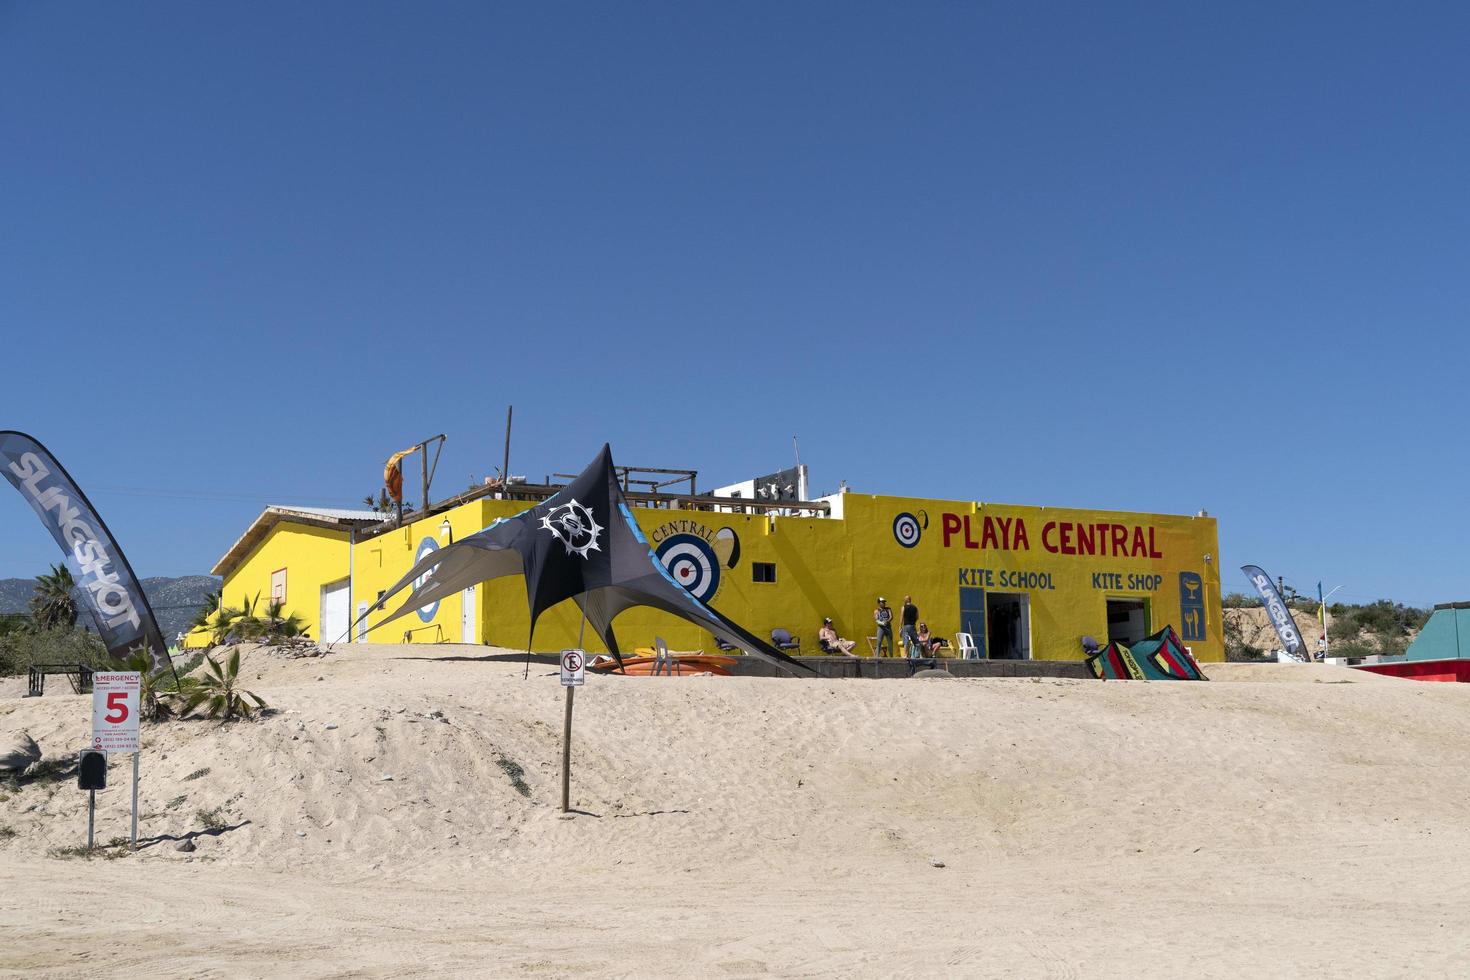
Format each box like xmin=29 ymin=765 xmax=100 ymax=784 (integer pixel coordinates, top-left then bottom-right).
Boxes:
xmin=818 ymin=618 xmax=858 ymax=657
xmin=916 ymin=622 xmax=947 ymax=655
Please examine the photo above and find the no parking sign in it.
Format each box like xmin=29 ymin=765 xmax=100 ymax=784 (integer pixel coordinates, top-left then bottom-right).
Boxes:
xmin=560 ymin=649 xmax=585 ymax=687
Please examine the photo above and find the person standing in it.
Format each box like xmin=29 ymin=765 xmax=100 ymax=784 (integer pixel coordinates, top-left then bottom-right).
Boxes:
xmin=873 ymin=597 xmax=894 ymax=657
xmin=900 ymin=595 xmax=921 ymax=658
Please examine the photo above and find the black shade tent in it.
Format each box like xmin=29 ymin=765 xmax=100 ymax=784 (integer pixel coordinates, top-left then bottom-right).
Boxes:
xmin=364 ymin=445 xmax=813 ymax=676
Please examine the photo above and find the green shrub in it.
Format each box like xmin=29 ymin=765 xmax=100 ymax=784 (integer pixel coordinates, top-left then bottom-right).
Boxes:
xmin=1348 ymin=600 xmax=1431 ymax=639
xmin=48 ymin=841 xmax=131 ymax=860
xmin=1328 ymin=638 xmax=1381 ymax=660
xmin=1328 ymin=615 xmax=1360 ymax=643
xmin=0 ymin=628 xmax=111 ymax=677
xmin=177 ymin=649 xmax=267 ymax=721
xmin=495 ymin=756 xmax=532 ymax=798
xmin=195 ymin=806 xmax=230 ymax=830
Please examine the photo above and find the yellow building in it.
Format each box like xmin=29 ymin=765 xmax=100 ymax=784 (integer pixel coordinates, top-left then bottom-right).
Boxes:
xmin=202 ymin=506 xmax=383 ymax=648
xmin=210 ymin=486 xmax=1222 ymax=663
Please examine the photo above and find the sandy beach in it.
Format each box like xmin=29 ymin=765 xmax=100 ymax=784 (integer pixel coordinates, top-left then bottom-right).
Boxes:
xmin=3 ymin=645 xmax=1469 ymax=978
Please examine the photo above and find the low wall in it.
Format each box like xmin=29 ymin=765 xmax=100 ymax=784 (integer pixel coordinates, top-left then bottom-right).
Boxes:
xmin=731 ymin=656 xmax=1093 ymax=680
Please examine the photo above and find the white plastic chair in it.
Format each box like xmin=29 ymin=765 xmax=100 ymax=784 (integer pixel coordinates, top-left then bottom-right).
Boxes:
xmin=955 ymin=632 xmax=980 ymax=660
xmin=653 ymin=635 xmax=674 ymax=675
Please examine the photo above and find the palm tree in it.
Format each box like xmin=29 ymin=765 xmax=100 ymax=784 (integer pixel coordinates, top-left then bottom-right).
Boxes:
xmin=228 ymin=592 xmax=266 ymax=640
xmin=205 ymin=602 xmax=244 ymax=646
xmin=178 ymin=648 xmax=266 ymax=721
xmin=123 ymin=647 xmax=177 ymax=722
xmin=261 ymin=600 xmax=307 ymax=639
xmin=188 ymin=589 xmax=223 ymax=632
xmin=30 ymin=564 xmax=78 ymax=630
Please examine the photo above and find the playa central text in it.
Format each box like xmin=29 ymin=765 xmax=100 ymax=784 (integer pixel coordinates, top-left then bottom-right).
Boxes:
xmin=940 ymin=513 xmax=1163 ymax=558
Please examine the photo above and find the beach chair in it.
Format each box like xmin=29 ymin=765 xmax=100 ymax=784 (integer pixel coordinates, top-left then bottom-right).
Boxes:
xmin=770 ymin=628 xmax=801 ymax=654
xmin=955 ymin=632 xmax=980 ymax=660
xmin=652 ymin=636 xmax=675 ymax=676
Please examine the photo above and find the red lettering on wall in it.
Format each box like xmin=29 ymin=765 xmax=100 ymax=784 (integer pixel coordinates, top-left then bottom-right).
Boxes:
xmin=1042 ymin=521 xmax=1058 ymax=553
xmin=942 ymin=513 xmax=961 ymax=548
xmin=980 ymin=517 xmax=999 ymax=550
xmin=944 ymin=515 xmax=1161 ymax=558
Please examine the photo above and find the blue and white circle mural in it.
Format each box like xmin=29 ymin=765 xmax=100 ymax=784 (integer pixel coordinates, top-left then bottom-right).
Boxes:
xmin=656 ymin=534 xmax=722 ymax=603
xmin=413 ymin=536 xmax=441 ymax=622
xmin=892 ymin=512 xmax=922 ymax=548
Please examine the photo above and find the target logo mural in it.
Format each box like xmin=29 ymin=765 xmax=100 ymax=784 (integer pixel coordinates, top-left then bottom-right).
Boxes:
xmin=892 ymin=511 xmax=927 ymax=548
xmin=412 ymin=537 xmax=441 ymax=622
xmin=656 ymin=534 xmax=722 ymax=602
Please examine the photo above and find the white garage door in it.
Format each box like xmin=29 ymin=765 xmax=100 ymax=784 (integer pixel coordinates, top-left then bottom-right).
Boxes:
xmin=320 ymin=579 xmax=350 ymax=644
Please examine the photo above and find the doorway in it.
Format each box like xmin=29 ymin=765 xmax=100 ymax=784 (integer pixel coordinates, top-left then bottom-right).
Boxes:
xmin=320 ymin=579 xmax=349 ymax=644
xmin=460 ymin=586 xmax=478 ymax=644
xmin=986 ymin=592 xmax=1031 ymax=660
xmin=1106 ymin=598 xmax=1150 ymax=646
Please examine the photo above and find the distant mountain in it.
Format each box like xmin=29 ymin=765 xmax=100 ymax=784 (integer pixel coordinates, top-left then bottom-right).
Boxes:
xmin=0 ymin=574 xmax=220 ymax=641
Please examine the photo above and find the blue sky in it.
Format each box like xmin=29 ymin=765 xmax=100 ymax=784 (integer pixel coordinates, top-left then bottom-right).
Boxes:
xmin=2 ymin=2 xmax=1466 ymax=605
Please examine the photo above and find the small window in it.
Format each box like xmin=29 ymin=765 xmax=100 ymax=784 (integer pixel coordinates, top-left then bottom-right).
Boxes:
xmin=752 ymin=562 xmax=776 ymax=583
xmin=271 ymin=568 xmax=287 ymax=607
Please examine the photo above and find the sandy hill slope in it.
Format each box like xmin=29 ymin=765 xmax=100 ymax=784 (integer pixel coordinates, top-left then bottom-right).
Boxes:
xmin=1223 ymin=605 xmax=1421 ymax=658
xmin=3 ymin=645 xmax=1469 ymax=978
xmin=1225 ymin=604 xmax=1328 ymax=653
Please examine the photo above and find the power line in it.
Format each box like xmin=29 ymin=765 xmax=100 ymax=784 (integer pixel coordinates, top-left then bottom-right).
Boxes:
xmin=86 ymin=485 xmax=366 ymax=507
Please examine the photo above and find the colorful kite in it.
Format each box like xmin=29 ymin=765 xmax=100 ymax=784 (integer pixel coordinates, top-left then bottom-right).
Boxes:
xmin=1086 ymin=625 xmax=1206 ymax=681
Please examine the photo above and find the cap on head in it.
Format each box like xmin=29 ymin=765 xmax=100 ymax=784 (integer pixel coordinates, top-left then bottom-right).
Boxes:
xmin=877 ymin=596 xmax=886 ymax=603
xmin=823 ymin=617 xmax=832 ymax=624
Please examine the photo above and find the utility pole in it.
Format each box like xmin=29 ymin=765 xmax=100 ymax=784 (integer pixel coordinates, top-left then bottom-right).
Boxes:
xmin=501 ymin=405 xmax=513 ymax=492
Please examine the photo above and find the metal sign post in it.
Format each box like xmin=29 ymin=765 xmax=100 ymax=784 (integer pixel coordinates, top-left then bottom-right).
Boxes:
xmin=91 ymin=672 xmax=141 ymax=849
xmin=559 ymin=650 xmax=585 ymax=814
xmin=78 ymin=749 xmax=107 ymax=849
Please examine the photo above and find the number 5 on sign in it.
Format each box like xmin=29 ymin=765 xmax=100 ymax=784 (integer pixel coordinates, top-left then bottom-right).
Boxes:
xmin=92 ymin=672 xmax=141 ymax=754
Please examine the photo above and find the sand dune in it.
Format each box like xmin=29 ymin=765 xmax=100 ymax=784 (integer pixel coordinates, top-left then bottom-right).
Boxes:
xmin=3 ymin=644 xmax=1469 ymax=977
